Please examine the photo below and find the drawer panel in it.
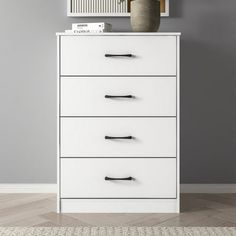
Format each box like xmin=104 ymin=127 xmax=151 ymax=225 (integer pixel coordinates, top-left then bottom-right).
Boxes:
xmin=60 ymin=199 xmax=179 ymax=213
xmin=60 ymin=36 xmax=177 ymax=76
xmin=61 ymin=77 xmax=176 ymax=116
xmin=60 ymin=118 xmax=176 ymax=157
xmin=60 ymin=159 xmax=176 ymax=198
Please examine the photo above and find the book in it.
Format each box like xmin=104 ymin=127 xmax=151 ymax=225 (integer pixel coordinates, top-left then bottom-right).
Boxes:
xmin=72 ymin=22 xmax=112 ymax=31
xmin=65 ymin=29 xmax=109 ymax=34
xmin=65 ymin=22 xmax=112 ymax=34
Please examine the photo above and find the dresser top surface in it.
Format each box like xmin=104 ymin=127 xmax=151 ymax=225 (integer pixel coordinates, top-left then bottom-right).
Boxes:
xmin=56 ymin=32 xmax=181 ymax=36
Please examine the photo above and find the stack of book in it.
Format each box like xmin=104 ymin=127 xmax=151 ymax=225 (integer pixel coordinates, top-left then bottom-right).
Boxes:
xmin=65 ymin=22 xmax=112 ymax=34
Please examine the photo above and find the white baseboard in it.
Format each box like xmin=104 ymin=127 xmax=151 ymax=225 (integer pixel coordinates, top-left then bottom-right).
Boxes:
xmin=0 ymin=184 xmax=57 ymax=193
xmin=181 ymin=184 xmax=236 ymax=193
xmin=0 ymin=184 xmax=235 ymax=193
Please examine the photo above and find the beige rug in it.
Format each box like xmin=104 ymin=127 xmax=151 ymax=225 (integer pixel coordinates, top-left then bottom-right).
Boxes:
xmin=0 ymin=227 xmax=236 ymax=236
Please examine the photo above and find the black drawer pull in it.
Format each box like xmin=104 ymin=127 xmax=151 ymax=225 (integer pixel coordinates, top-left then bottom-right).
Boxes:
xmin=105 ymin=136 xmax=133 ymax=140
xmin=105 ymin=54 xmax=133 ymax=57
xmin=105 ymin=176 xmax=133 ymax=181
xmin=105 ymin=95 xmax=134 ymax=99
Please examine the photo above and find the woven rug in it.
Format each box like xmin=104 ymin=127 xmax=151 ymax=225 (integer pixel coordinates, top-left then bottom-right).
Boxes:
xmin=0 ymin=227 xmax=235 ymax=236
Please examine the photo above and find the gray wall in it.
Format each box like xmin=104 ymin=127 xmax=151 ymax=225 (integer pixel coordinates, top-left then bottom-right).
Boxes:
xmin=0 ymin=0 xmax=235 ymax=183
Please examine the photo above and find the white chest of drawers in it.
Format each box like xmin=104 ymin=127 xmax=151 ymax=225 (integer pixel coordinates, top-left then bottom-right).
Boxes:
xmin=57 ymin=33 xmax=181 ymax=213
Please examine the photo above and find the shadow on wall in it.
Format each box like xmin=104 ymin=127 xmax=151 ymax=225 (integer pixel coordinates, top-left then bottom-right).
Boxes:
xmin=180 ymin=39 xmax=236 ymax=183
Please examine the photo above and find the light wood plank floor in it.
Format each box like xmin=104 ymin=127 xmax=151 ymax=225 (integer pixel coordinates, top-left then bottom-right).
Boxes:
xmin=0 ymin=194 xmax=236 ymax=227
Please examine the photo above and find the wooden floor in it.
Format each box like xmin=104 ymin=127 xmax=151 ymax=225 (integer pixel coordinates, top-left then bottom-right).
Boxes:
xmin=0 ymin=194 xmax=236 ymax=227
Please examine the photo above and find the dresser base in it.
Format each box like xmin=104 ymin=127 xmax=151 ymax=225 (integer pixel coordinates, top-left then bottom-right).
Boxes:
xmin=60 ymin=199 xmax=180 ymax=213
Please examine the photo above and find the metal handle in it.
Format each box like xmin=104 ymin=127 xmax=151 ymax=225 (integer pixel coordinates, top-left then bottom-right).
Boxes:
xmin=105 ymin=136 xmax=133 ymax=140
xmin=105 ymin=95 xmax=134 ymax=99
xmin=105 ymin=176 xmax=133 ymax=181
xmin=105 ymin=54 xmax=133 ymax=57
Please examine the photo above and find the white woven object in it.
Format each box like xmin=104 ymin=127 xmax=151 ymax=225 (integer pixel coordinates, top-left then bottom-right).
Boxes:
xmin=0 ymin=227 xmax=236 ymax=236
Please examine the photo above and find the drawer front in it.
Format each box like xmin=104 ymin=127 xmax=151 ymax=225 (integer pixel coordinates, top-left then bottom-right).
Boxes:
xmin=60 ymin=118 xmax=176 ymax=157
xmin=61 ymin=77 xmax=176 ymax=116
xmin=60 ymin=36 xmax=177 ymax=76
xmin=60 ymin=159 xmax=176 ymax=198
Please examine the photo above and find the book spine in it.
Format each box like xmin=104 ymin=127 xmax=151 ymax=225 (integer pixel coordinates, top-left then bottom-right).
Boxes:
xmin=72 ymin=0 xmax=74 ymax=13
xmin=72 ymin=29 xmax=108 ymax=33
xmin=123 ymin=0 xmax=127 ymax=13
xmin=72 ymin=23 xmax=107 ymax=28
xmin=106 ymin=0 xmax=108 ymax=13
xmin=84 ymin=1 xmax=87 ymax=13
xmin=78 ymin=0 xmax=80 ymax=13
xmin=81 ymin=0 xmax=83 ymax=13
xmin=91 ymin=0 xmax=94 ymax=13
xmin=102 ymin=0 xmax=104 ymax=13
xmin=72 ymin=26 xmax=109 ymax=31
xmin=125 ymin=0 xmax=127 ymax=13
xmin=75 ymin=0 xmax=77 ymax=13
xmin=117 ymin=0 xmax=119 ymax=13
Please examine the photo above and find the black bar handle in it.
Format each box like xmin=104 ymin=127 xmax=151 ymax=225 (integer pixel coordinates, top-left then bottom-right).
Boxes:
xmin=105 ymin=54 xmax=133 ymax=57
xmin=105 ymin=176 xmax=133 ymax=181
xmin=105 ymin=136 xmax=133 ymax=140
xmin=105 ymin=95 xmax=134 ymax=99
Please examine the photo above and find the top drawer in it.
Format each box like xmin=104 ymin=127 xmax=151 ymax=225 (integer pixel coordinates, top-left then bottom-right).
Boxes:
xmin=60 ymin=36 xmax=177 ymax=76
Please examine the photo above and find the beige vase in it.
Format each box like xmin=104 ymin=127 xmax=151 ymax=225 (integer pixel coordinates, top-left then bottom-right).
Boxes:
xmin=130 ymin=0 xmax=161 ymax=32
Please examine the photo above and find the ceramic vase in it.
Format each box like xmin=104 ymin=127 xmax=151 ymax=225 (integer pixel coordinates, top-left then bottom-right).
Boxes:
xmin=130 ymin=0 xmax=161 ymax=32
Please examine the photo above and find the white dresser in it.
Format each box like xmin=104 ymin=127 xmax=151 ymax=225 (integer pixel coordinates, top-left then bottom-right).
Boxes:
xmin=57 ymin=33 xmax=181 ymax=213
